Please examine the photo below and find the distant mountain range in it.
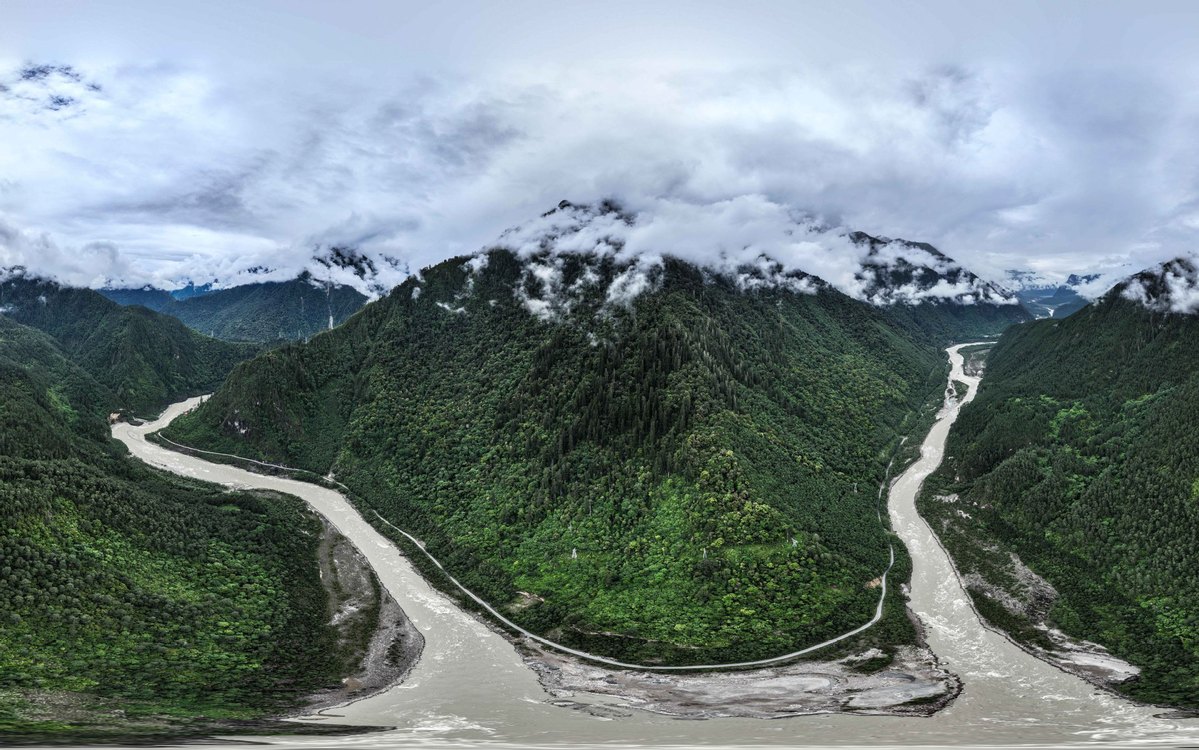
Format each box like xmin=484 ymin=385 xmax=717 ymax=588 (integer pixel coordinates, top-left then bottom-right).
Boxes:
xmin=0 ymin=267 xmax=253 ymax=412
xmin=99 ymin=273 xmax=368 ymax=343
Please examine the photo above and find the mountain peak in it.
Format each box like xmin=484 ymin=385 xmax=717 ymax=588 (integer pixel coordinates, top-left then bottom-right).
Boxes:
xmin=849 ymin=233 xmax=1018 ymax=307
xmin=479 ymin=200 xmax=1021 ymax=312
xmin=1116 ymin=256 xmax=1199 ymax=314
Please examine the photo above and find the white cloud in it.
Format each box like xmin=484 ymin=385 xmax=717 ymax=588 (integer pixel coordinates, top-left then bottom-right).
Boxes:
xmin=2 ymin=5 xmax=1199 ymax=296
xmin=1120 ymin=257 xmax=1199 ymax=314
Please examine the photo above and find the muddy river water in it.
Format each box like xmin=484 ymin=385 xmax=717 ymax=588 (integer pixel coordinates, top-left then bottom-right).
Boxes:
xmin=112 ymin=344 xmax=1199 ymax=748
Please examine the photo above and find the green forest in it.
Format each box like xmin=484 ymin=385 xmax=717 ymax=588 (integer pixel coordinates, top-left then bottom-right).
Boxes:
xmin=167 ymin=249 xmax=1018 ymax=665
xmin=0 ymin=275 xmax=255 ymax=413
xmin=0 ymin=307 xmax=355 ymax=739
xmin=920 ymin=294 xmax=1199 ymax=708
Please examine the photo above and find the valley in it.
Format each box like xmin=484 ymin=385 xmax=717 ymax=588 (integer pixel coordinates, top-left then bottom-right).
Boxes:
xmin=109 ymin=345 xmax=1194 ymax=745
xmin=100 ymin=273 xmax=369 ymax=344
xmin=160 ymin=206 xmax=1029 ymax=668
xmin=9 ymin=12 xmax=1199 ymax=746
xmin=2 ymin=207 xmax=1197 ymax=744
xmin=919 ymin=274 xmax=1199 ymax=708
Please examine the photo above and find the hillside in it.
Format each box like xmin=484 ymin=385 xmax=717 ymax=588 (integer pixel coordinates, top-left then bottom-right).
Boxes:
xmin=0 ymin=314 xmax=361 ymax=738
xmin=1 ymin=271 xmax=254 ymax=412
xmin=100 ymin=273 xmax=368 ymax=343
xmin=919 ymin=265 xmax=1199 ymax=708
xmin=165 ymin=226 xmax=1030 ymax=665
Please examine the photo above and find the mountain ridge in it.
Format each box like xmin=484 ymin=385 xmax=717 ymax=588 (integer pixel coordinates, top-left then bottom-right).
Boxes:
xmin=164 ymin=214 xmax=1031 ymax=666
xmin=0 ymin=271 xmax=254 ymax=412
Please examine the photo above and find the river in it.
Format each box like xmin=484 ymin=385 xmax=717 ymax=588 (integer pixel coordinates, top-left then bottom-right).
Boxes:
xmin=111 ymin=344 xmax=1199 ymax=748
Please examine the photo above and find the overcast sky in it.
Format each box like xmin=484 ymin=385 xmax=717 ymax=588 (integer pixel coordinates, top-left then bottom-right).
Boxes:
xmin=3 ymin=0 xmax=1199 ymax=292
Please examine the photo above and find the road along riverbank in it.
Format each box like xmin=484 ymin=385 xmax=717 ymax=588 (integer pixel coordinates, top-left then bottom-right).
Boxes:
xmin=112 ymin=346 xmax=1198 ymax=746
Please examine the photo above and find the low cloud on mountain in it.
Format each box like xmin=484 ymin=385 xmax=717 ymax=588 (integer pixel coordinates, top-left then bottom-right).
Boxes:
xmin=1120 ymin=257 xmax=1199 ymax=314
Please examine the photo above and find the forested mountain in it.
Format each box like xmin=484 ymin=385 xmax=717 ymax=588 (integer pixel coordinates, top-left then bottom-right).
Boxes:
xmin=165 ymin=214 xmax=1026 ymax=666
xmin=100 ymin=273 xmax=368 ymax=343
xmin=1116 ymin=256 xmax=1199 ymax=314
xmin=1 ymin=270 xmax=254 ymax=412
xmin=919 ymin=258 xmax=1199 ymax=708
xmin=0 ymin=314 xmax=354 ymax=737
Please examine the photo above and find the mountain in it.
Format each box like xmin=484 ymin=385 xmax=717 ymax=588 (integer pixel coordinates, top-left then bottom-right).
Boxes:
xmin=100 ymin=273 xmax=369 ymax=343
xmin=164 ymin=204 xmax=1030 ymax=666
xmin=919 ymin=257 xmax=1199 ymax=708
xmin=166 ymin=250 xmax=942 ymax=664
xmin=1114 ymin=256 xmax=1199 ymax=314
xmin=98 ymin=284 xmax=177 ymax=311
xmin=170 ymin=281 xmax=215 ymax=301
xmin=853 ymin=232 xmax=1016 ymax=307
xmin=0 ymin=270 xmax=255 ymax=413
xmin=0 ymin=313 xmax=356 ymax=736
xmin=842 ymin=233 xmax=1031 ymax=339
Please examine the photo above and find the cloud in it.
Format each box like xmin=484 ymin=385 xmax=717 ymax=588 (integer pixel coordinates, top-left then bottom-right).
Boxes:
xmin=0 ymin=219 xmax=136 ymax=286
xmin=2 ymin=20 xmax=1199 ymax=297
xmin=1120 ymin=256 xmax=1199 ymax=314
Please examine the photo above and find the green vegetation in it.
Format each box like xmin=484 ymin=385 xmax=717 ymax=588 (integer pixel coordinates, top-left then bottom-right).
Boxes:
xmin=0 ymin=312 xmax=356 ymax=738
xmin=1 ymin=274 xmax=255 ymax=412
xmin=100 ymin=274 xmax=368 ymax=343
xmin=920 ymin=295 xmax=1199 ymax=708
xmin=168 ymin=249 xmax=1016 ymax=665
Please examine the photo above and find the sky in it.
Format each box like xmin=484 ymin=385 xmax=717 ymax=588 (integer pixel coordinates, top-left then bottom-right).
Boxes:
xmin=3 ymin=0 xmax=1199 ymax=294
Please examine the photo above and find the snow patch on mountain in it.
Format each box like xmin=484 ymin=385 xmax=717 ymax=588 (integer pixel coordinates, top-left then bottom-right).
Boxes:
xmin=1118 ymin=257 xmax=1199 ymax=314
xmin=470 ymin=198 xmax=1016 ymax=318
xmin=852 ymin=233 xmax=1016 ymax=306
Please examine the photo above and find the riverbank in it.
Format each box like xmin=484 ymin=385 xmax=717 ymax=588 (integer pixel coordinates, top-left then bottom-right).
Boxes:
xmin=300 ymin=520 xmax=424 ymax=712
xmin=116 ymin=368 xmax=969 ymax=721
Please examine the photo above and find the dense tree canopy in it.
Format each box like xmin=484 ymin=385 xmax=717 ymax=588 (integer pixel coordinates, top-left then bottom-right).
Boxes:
xmin=0 ymin=311 xmax=346 ymax=736
xmin=0 ymin=274 xmax=254 ymax=413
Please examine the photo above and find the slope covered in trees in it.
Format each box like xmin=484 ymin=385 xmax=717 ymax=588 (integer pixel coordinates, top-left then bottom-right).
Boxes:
xmin=920 ymin=285 xmax=1199 ymax=708
xmin=100 ymin=274 xmax=368 ymax=343
xmin=0 ymin=313 xmax=361 ymax=738
xmin=166 ymin=242 xmax=1012 ymax=665
xmin=0 ymin=272 xmax=254 ymax=412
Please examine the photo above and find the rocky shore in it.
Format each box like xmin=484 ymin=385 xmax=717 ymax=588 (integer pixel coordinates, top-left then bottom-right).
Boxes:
xmin=516 ymin=641 xmax=960 ymax=719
